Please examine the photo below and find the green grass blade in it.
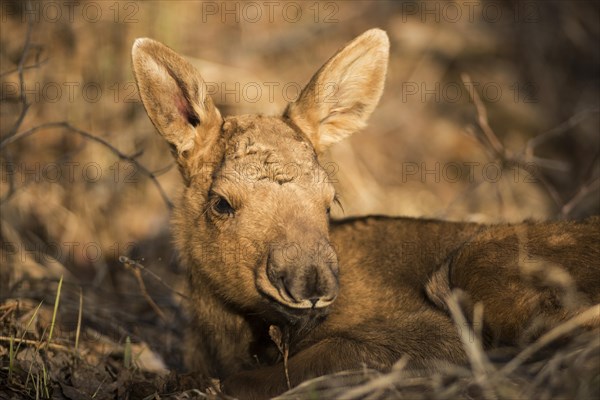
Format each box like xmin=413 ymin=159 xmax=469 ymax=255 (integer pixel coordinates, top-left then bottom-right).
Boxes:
xmin=75 ymin=287 xmax=83 ymax=351
xmin=15 ymin=300 xmax=43 ymax=355
xmin=46 ymin=275 xmax=63 ymax=347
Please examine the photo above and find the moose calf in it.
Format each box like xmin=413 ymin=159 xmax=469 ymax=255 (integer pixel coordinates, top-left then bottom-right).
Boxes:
xmin=132 ymin=29 xmax=600 ymax=399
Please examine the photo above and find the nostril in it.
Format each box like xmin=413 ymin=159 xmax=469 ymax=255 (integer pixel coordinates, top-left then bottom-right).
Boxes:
xmin=278 ymin=276 xmax=297 ymax=303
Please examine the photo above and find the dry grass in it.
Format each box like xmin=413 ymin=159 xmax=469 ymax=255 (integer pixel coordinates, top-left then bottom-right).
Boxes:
xmin=276 ymin=326 xmax=599 ymax=400
xmin=2 ymin=281 xmax=598 ymax=399
xmin=1 ymin=1 xmax=599 ymax=399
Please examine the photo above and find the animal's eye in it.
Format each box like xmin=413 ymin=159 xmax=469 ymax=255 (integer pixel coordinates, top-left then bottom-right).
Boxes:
xmin=213 ymin=196 xmax=235 ymax=216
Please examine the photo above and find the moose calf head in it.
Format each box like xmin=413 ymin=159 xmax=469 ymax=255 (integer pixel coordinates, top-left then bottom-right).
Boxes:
xmin=132 ymin=29 xmax=389 ymax=321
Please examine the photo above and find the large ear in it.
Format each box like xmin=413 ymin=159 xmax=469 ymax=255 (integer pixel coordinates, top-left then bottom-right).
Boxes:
xmin=284 ymin=29 xmax=389 ymax=153
xmin=132 ymin=38 xmax=223 ymax=177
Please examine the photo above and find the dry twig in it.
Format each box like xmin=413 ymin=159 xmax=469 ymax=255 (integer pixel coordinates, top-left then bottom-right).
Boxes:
xmin=500 ymin=304 xmax=600 ymax=376
xmin=460 ymin=73 xmax=600 ymax=215
xmin=118 ymin=256 xmax=188 ymax=301
xmin=120 ymin=257 xmax=167 ymax=321
xmin=0 ymin=121 xmax=173 ymax=209
xmin=0 ymin=336 xmax=75 ymax=354
xmin=269 ymin=325 xmax=291 ymax=390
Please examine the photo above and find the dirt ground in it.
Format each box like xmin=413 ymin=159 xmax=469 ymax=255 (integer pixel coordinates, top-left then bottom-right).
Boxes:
xmin=1 ymin=1 xmax=599 ymax=399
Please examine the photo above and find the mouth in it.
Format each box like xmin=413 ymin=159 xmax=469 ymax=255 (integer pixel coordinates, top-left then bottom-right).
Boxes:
xmin=274 ymin=281 xmax=337 ymax=309
xmin=256 ymin=283 xmax=337 ymax=323
xmin=255 ymin=278 xmax=330 ymax=324
xmin=256 ymin=283 xmax=334 ymax=322
xmin=269 ymin=300 xmax=331 ymax=324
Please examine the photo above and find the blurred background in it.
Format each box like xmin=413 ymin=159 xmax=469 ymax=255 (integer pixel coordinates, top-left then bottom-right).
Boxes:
xmin=1 ymin=0 xmax=599 ymax=393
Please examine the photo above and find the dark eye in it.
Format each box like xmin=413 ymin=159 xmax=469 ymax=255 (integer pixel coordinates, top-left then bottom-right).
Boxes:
xmin=213 ymin=196 xmax=235 ymax=216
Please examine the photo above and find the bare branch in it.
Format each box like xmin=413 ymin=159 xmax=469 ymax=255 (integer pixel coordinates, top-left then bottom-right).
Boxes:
xmin=460 ymin=72 xmax=576 ymax=214
xmin=561 ymin=177 xmax=600 ymax=217
xmin=0 ymin=335 xmax=76 ymax=354
xmin=0 ymin=57 xmax=49 ymax=79
xmin=0 ymin=121 xmax=173 ymax=209
xmin=3 ymin=18 xmax=35 ymax=142
xmin=119 ymin=256 xmax=189 ymax=301
xmin=525 ymin=108 xmax=600 ymax=157
xmin=0 ymin=20 xmax=37 ymax=203
xmin=151 ymin=162 xmax=176 ymax=177
xmin=461 ymin=73 xmax=506 ymax=159
xmin=122 ymin=259 xmax=167 ymax=322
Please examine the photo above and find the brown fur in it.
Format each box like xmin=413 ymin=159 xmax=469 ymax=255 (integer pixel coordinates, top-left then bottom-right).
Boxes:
xmin=131 ymin=30 xmax=600 ymax=399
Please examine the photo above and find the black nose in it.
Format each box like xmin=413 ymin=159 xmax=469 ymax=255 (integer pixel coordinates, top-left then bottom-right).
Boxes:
xmin=272 ymin=266 xmax=335 ymax=305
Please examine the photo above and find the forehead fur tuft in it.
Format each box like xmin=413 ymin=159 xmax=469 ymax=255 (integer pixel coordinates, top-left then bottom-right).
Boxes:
xmin=219 ymin=115 xmax=319 ymax=185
